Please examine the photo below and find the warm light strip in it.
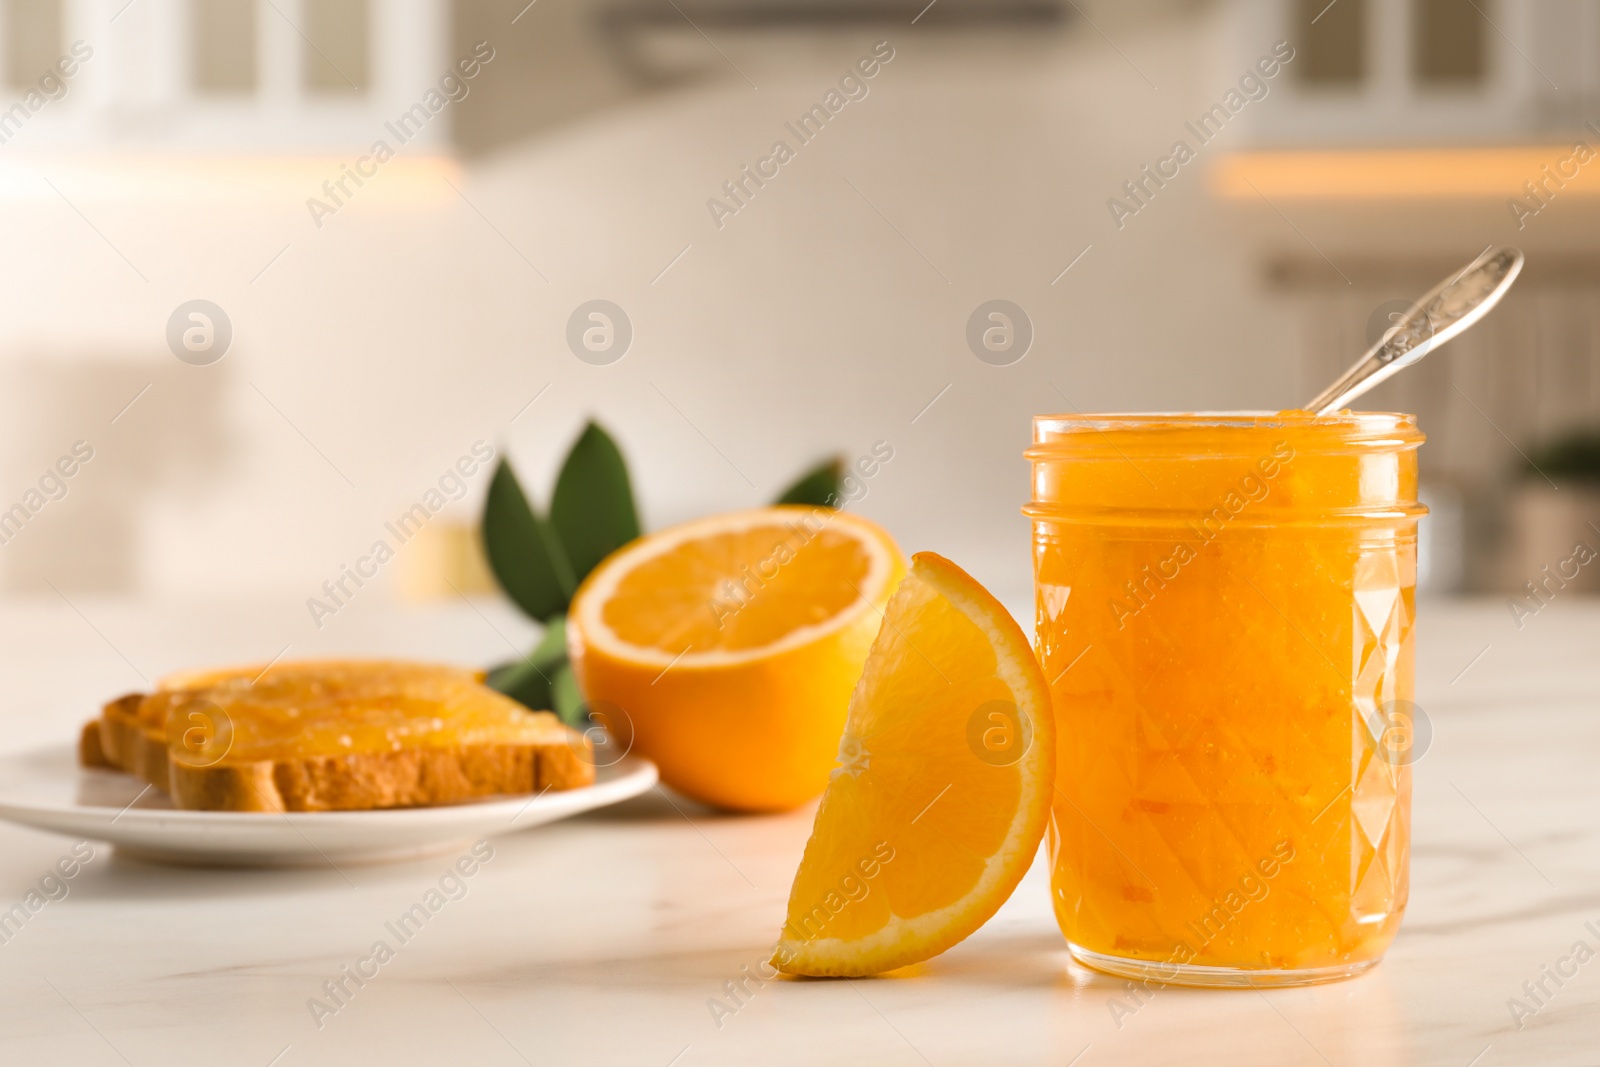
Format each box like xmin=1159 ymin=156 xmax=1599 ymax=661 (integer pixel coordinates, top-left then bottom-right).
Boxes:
xmin=1211 ymin=147 xmax=1600 ymax=200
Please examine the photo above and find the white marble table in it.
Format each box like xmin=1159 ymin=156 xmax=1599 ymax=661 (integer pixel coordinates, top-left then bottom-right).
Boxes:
xmin=0 ymin=595 xmax=1596 ymax=1066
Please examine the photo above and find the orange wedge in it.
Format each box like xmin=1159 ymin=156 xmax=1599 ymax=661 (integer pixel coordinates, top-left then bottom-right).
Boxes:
xmin=567 ymin=506 xmax=906 ymax=811
xmin=771 ymin=552 xmax=1054 ymax=976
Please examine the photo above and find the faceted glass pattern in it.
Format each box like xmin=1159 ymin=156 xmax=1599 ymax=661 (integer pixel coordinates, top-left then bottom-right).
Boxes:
xmin=1028 ymin=412 xmax=1423 ymax=984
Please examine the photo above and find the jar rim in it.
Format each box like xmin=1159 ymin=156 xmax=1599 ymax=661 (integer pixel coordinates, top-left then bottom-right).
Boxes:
xmin=1029 ymin=410 xmax=1423 ymax=467
xmin=1031 ymin=410 xmax=1422 ymax=450
xmin=1033 ymin=410 xmax=1417 ymax=431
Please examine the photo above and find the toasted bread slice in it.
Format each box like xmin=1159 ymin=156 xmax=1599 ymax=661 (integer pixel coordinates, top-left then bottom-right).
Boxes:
xmin=79 ymin=720 xmax=111 ymax=768
xmin=80 ymin=660 xmax=594 ymax=812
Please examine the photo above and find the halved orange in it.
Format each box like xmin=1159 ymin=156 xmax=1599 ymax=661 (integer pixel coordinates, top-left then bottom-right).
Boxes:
xmin=771 ymin=552 xmax=1054 ymax=976
xmin=567 ymin=506 xmax=906 ymax=811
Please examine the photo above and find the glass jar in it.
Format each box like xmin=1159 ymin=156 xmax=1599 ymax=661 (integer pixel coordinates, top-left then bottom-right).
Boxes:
xmin=1025 ymin=412 xmax=1426 ymax=987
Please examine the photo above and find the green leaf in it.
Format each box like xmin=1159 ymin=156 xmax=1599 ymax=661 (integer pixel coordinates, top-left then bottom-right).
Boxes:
xmin=550 ymin=660 xmax=587 ymax=728
xmin=485 ymin=616 xmax=569 ymax=712
xmin=481 ymin=459 xmax=577 ymax=620
xmin=527 ymin=615 xmax=568 ymax=665
xmin=774 ymin=456 xmax=844 ymax=508
xmin=486 ymin=656 xmax=553 ymax=711
xmin=550 ymin=422 xmax=641 ymax=585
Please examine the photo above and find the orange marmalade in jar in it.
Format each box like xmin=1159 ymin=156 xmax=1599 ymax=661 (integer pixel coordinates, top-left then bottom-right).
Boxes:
xmin=1025 ymin=412 xmax=1425 ymax=987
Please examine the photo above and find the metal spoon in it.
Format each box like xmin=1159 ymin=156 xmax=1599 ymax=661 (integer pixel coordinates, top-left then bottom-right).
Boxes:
xmin=1305 ymin=246 xmax=1524 ymax=415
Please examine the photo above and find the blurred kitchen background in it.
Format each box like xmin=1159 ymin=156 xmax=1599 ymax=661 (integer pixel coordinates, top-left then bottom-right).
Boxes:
xmin=2 ymin=0 xmax=1599 ymax=631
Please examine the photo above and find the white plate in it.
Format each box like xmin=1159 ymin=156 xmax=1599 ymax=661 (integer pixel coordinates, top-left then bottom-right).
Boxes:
xmin=0 ymin=744 xmax=657 ymax=867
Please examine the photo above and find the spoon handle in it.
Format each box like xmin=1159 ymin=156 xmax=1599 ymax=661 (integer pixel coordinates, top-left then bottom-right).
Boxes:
xmin=1305 ymin=246 xmax=1524 ymax=416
